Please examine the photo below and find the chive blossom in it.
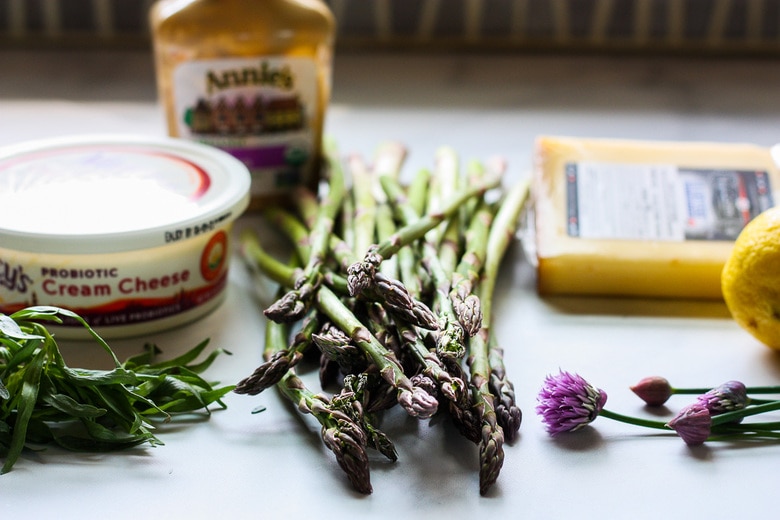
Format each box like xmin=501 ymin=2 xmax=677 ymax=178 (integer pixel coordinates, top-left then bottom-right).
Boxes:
xmin=665 ymin=403 xmax=712 ymax=446
xmin=536 ymin=370 xmax=607 ymax=436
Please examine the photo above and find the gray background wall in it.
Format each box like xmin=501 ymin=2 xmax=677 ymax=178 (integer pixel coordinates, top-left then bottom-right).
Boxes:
xmin=0 ymin=0 xmax=778 ymax=55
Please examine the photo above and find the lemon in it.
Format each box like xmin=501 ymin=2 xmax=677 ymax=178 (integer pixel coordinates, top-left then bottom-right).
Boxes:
xmin=722 ymin=206 xmax=780 ymax=349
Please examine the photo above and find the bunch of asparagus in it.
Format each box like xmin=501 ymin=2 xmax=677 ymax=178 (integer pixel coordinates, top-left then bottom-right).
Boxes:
xmin=235 ymin=140 xmax=529 ymax=496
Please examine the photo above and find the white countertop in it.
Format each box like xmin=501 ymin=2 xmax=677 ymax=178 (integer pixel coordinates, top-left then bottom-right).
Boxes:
xmin=2 ymin=49 xmax=780 ymax=519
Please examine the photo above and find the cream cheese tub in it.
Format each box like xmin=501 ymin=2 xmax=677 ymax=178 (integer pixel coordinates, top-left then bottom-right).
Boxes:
xmin=0 ymin=135 xmax=251 ymax=339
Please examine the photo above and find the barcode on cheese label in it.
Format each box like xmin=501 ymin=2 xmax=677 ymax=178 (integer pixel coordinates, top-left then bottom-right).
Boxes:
xmin=566 ymin=161 xmax=774 ymax=242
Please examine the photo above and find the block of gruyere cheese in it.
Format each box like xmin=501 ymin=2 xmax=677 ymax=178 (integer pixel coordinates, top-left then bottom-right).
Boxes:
xmin=532 ymin=136 xmax=780 ymax=299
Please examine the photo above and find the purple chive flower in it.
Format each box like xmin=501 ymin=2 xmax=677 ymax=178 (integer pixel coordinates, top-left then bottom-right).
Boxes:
xmin=536 ymin=370 xmax=607 ymax=436
xmin=630 ymin=376 xmax=673 ymax=407
xmin=696 ymin=381 xmax=748 ymax=415
xmin=666 ymin=402 xmax=712 ymax=445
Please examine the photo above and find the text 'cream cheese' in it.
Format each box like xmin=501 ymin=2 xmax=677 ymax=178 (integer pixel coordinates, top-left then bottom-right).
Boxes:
xmin=0 ymin=134 xmax=251 ymax=338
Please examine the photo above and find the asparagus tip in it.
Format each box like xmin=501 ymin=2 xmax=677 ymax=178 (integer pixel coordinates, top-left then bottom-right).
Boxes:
xmin=398 ymin=385 xmax=439 ymax=419
xmin=479 ymin=423 xmax=506 ymax=496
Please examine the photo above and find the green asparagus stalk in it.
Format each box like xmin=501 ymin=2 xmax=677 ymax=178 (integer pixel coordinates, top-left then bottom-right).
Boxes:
xmin=316 ymin=286 xmax=438 ymax=419
xmin=234 ymin=311 xmax=321 ymax=395
xmin=422 ymin=148 xmax=447 ymax=244
xmin=264 ymin=140 xmax=346 ymax=323
xmin=347 ymin=172 xmax=500 ymax=329
xmin=480 ymin=178 xmax=530 ymax=443
xmin=266 ymin=318 xmax=373 ymax=494
xmin=377 ymin=145 xmax=428 ymax=305
xmin=407 ymin=167 xmax=431 ymax=215
xmin=371 ymin=181 xmax=466 ymax=405
xmin=450 ymin=197 xmax=494 ymax=336
xmin=340 ymin=181 xmax=356 ymax=254
xmin=331 ymin=372 xmax=398 ymax=461
xmin=380 ymin=175 xmax=466 ymax=360
xmin=372 ymin=141 xmax=407 ymax=181
xmin=263 ymin=206 xmax=313 ymax=263
xmin=312 ymin=322 xmax=368 ymax=375
xmin=462 ymin=178 xmax=528 ymax=495
xmin=347 ymin=153 xmax=377 ymax=259
xmin=403 ymin=168 xmax=433 ymax=296
xmin=430 ymin=146 xmax=462 ymax=274
xmin=241 ymin=229 xmax=439 ymax=419
xmin=466 ymin=332 xmax=505 ymax=496
xmin=290 ymin=177 xmax=359 ymax=273
xmin=255 ymin=209 xmax=352 ymax=293
xmin=375 ymin=204 xmax=400 ymax=280
xmin=352 ymin=172 xmax=501 ymax=267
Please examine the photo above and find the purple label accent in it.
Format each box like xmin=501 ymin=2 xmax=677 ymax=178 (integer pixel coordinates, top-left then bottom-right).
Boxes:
xmin=223 ymin=145 xmax=287 ymax=169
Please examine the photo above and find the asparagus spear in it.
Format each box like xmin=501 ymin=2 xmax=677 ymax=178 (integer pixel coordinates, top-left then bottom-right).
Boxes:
xmin=316 ymin=285 xmax=438 ymax=419
xmin=429 ymin=146 xmax=462 ymax=274
xmin=241 ymin=229 xmax=439 ymax=419
xmin=480 ymin=178 xmax=530 ymax=443
xmin=234 ymin=311 xmax=321 ymax=395
xmin=347 ymin=175 xmax=501 ymax=332
xmin=376 ymin=167 xmax=477 ymax=443
xmin=371 ymin=176 xmax=466 ymax=404
xmin=449 ymin=158 xmax=506 ymax=336
xmin=254 ymin=209 xmax=351 ymax=293
xmin=347 ymin=153 xmax=378 ymax=259
xmin=372 ymin=141 xmax=408 ymax=182
xmin=263 ymin=206 xmax=312 ymax=263
xmin=450 ymin=197 xmax=494 ymax=336
xmin=264 ymin=140 xmax=346 ymax=323
xmin=465 ymin=178 xmax=530 ymax=494
xmin=466 ymin=344 xmax=505 ymax=496
xmin=340 ymin=180 xmax=356 ymax=254
xmin=312 ymin=322 xmax=367 ymax=375
xmin=265 ymin=318 xmax=373 ymax=494
xmin=331 ymin=372 xmax=398 ymax=461
xmin=380 ymin=174 xmax=466 ymax=360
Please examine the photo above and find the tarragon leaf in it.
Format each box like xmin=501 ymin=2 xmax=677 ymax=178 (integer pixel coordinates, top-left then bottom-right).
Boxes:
xmin=122 ymin=344 xmax=163 ymax=369
xmin=1 ymin=348 xmax=44 ymax=474
xmin=0 ymin=314 xmax=43 ymax=340
xmin=77 ymin=419 xmax=159 ymax=448
xmin=41 ymin=393 xmax=106 ymax=419
xmin=141 ymin=339 xmax=212 ymax=370
xmin=144 ymin=385 xmax=234 ymax=415
xmin=52 ymin=432 xmax=154 ymax=452
xmin=0 ymin=305 xmax=229 ymax=474
xmin=61 ymin=367 xmax=139 ymax=386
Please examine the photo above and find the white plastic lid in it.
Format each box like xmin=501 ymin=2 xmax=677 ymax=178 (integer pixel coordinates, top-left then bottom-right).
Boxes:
xmin=0 ymin=134 xmax=251 ymax=254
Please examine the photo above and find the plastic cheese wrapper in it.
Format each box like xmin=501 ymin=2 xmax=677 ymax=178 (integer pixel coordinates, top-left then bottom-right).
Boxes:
xmin=526 ymin=135 xmax=780 ymax=299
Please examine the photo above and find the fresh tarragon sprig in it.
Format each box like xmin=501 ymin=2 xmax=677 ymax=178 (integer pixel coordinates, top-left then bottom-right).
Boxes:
xmin=0 ymin=306 xmax=233 ymax=474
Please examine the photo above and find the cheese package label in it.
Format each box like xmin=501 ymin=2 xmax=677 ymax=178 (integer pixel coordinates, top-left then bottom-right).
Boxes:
xmin=531 ymin=136 xmax=780 ymax=299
